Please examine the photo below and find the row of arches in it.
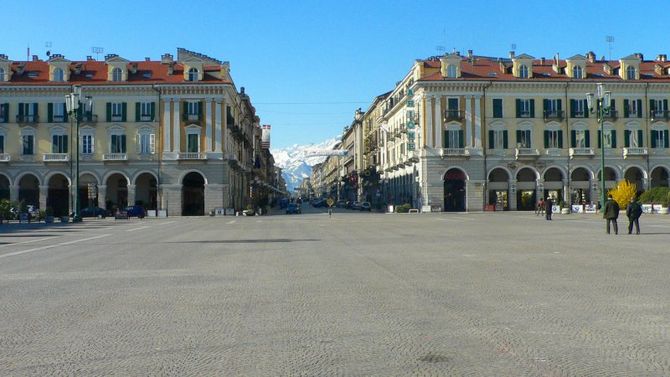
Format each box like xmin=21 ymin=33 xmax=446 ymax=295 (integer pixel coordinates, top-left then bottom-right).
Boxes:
xmin=0 ymin=171 xmax=208 ymax=217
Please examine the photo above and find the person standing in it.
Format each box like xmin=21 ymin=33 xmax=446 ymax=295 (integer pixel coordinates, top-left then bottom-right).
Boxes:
xmin=536 ymin=198 xmax=545 ymax=216
xmin=544 ymin=197 xmax=553 ymax=220
xmin=603 ymin=194 xmax=620 ymax=234
xmin=626 ymin=197 xmax=642 ymax=234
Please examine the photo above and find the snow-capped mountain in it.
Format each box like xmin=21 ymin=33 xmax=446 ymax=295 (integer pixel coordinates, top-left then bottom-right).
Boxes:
xmin=272 ymin=136 xmax=341 ymax=192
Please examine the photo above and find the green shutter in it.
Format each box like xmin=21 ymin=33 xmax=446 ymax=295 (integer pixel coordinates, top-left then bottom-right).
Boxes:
xmin=611 ymin=130 xmax=617 ymax=148
xmin=558 ymin=130 xmax=563 ymax=148
xmin=18 ymin=103 xmax=24 ymax=117
xmin=502 ymin=130 xmax=508 ymax=149
xmin=515 ymin=99 xmax=521 ymax=118
xmin=585 ymin=130 xmax=590 ymax=148
xmin=637 ymin=99 xmax=643 ymax=118
xmin=623 ymin=99 xmax=629 ymax=117
xmin=557 ymin=99 xmax=562 ymax=113
xmin=135 ymin=102 xmax=141 ymax=122
xmin=48 ymin=103 xmax=53 ymax=123
xmin=543 ymin=99 xmax=548 ymax=114
xmin=444 ymin=130 xmax=450 ymax=148
xmin=458 ymin=130 xmax=464 ymax=148
xmin=121 ymin=102 xmax=127 ymax=122
xmin=493 ymin=99 xmax=502 ymax=118
xmin=650 ymin=99 xmax=656 ymax=112
xmin=1 ymin=103 xmax=8 ymax=123
xmin=583 ymin=100 xmax=588 ymax=118
xmin=571 ymin=130 xmax=576 ymax=147
xmin=665 ymin=130 xmax=669 ymax=148
xmin=544 ymin=130 xmax=549 ymax=148
xmin=63 ymin=135 xmax=68 ymax=153
xmin=52 ymin=135 xmax=57 ymax=153
xmin=624 ymin=130 xmax=630 ymax=147
xmin=488 ymin=130 xmax=494 ymax=149
xmin=598 ymin=130 xmax=602 ymax=149
xmin=121 ymin=135 xmax=127 ymax=153
xmin=570 ymin=99 xmax=575 ymax=117
xmin=516 ymin=130 xmax=522 ymax=144
xmin=651 ymin=130 xmax=657 ymax=148
xmin=106 ymin=102 xmax=111 ymax=122
xmin=183 ymin=102 xmax=188 ymax=121
xmin=63 ymin=104 xmax=68 ymax=122
xmin=610 ymin=99 xmax=616 ymax=110
xmin=638 ymin=130 xmax=643 ymax=147
xmin=33 ymin=103 xmax=38 ymax=119
xmin=150 ymin=102 xmax=156 ymax=121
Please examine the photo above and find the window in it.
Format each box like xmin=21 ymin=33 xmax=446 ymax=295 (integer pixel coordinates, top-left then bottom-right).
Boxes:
xmin=650 ymin=99 xmax=668 ymax=119
xmin=570 ymin=99 xmax=587 ymax=118
xmin=651 ymin=130 xmax=669 ymax=148
xmin=0 ymin=68 xmax=4 ymax=81
xmin=53 ymin=68 xmax=64 ymax=82
xmin=516 ymin=99 xmax=534 ymax=118
xmin=492 ymin=99 xmax=503 ymax=118
xmin=0 ymin=134 xmax=4 ymax=153
xmin=81 ymin=133 xmax=94 ymax=154
xmin=137 ymin=129 xmax=156 ymax=155
xmin=112 ymin=68 xmax=122 ymax=82
xmin=597 ymin=129 xmax=616 ymax=148
xmin=22 ymin=131 xmax=34 ymax=155
xmin=443 ymin=128 xmax=464 ymax=148
xmin=444 ymin=98 xmax=460 ymax=120
xmin=186 ymin=127 xmax=201 ymax=152
xmin=110 ymin=133 xmax=127 ymax=153
xmin=544 ymin=130 xmax=563 ymax=148
xmin=187 ymin=101 xmax=200 ymax=115
xmin=109 ymin=102 xmax=125 ymax=121
xmin=572 ymin=65 xmax=583 ymax=79
xmin=188 ymin=68 xmax=198 ymax=81
xmin=137 ymin=102 xmax=155 ymax=121
xmin=19 ymin=103 xmax=38 ymax=122
xmin=624 ymin=129 xmax=644 ymax=147
xmin=571 ymin=129 xmax=590 ymax=148
xmin=52 ymin=102 xmax=66 ymax=122
xmin=516 ymin=130 xmax=531 ymax=148
xmin=0 ymin=103 xmax=7 ymax=122
xmin=544 ymin=99 xmax=562 ymax=119
xmin=519 ymin=64 xmax=529 ymax=78
xmin=627 ymin=66 xmax=636 ymax=80
xmin=52 ymin=134 xmax=68 ymax=153
xmin=446 ymin=64 xmax=457 ymax=78
xmin=488 ymin=129 xmax=508 ymax=149
xmin=624 ymin=99 xmax=642 ymax=118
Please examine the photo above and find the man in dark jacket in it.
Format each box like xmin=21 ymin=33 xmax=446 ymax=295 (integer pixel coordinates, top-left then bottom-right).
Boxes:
xmin=603 ymin=195 xmax=620 ymax=235
xmin=544 ymin=197 xmax=553 ymax=220
xmin=626 ymin=197 xmax=642 ymax=234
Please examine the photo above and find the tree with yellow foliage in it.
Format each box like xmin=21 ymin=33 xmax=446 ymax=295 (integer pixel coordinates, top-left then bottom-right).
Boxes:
xmin=608 ymin=180 xmax=637 ymax=208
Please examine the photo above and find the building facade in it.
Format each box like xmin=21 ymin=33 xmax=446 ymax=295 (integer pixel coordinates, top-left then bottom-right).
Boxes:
xmin=0 ymin=48 xmax=279 ymax=216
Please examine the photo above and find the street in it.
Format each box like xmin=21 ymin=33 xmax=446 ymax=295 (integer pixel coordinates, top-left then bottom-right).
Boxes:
xmin=1 ymin=210 xmax=669 ymax=376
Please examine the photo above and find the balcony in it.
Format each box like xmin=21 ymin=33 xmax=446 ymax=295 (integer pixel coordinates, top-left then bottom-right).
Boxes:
xmin=623 ymin=147 xmax=648 ymax=158
xmin=81 ymin=113 xmax=98 ymax=124
xmin=439 ymin=148 xmax=469 ymax=157
xmin=650 ymin=110 xmax=670 ymax=121
xmin=0 ymin=153 xmax=10 ymax=162
xmin=515 ymin=148 xmax=540 ymax=159
xmin=178 ymin=152 xmax=207 ymax=160
xmin=572 ymin=111 xmax=587 ymax=118
xmin=139 ymin=114 xmax=154 ymax=122
xmin=569 ymin=147 xmax=595 ymax=158
xmin=444 ymin=109 xmax=463 ymax=122
xmin=110 ymin=115 xmax=123 ymax=122
xmin=543 ymin=110 xmax=564 ymax=121
xmin=186 ymin=114 xmax=200 ymax=122
xmin=545 ymin=148 xmax=562 ymax=157
xmin=51 ymin=115 xmax=66 ymax=123
xmin=43 ymin=153 xmax=69 ymax=162
xmin=602 ymin=109 xmax=618 ymax=121
xmin=103 ymin=153 xmax=128 ymax=161
xmin=16 ymin=114 xmax=39 ymax=124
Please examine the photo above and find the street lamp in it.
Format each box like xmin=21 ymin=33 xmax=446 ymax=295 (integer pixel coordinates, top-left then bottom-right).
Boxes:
xmin=65 ymin=86 xmax=92 ymax=222
xmin=586 ymin=83 xmax=611 ymax=211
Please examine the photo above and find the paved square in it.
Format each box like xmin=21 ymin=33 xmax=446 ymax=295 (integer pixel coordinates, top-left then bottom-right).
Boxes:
xmin=1 ymin=210 xmax=669 ymax=376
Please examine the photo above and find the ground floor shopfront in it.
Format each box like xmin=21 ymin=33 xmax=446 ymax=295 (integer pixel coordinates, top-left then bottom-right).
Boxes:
xmin=0 ymin=161 xmax=252 ymax=216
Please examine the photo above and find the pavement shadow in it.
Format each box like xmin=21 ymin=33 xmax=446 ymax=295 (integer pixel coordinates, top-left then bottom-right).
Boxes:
xmin=170 ymin=239 xmax=321 ymax=244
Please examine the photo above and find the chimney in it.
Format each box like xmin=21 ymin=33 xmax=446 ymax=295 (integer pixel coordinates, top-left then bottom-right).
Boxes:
xmin=86 ymin=56 xmax=94 ymax=61
xmin=656 ymin=54 xmax=667 ymax=62
xmin=167 ymin=62 xmax=174 ymax=75
xmin=540 ymin=57 xmax=546 ymax=65
xmin=145 ymin=57 xmax=151 ymax=61
xmin=104 ymin=53 xmax=118 ymax=61
xmin=32 ymin=55 xmax=39 ymax=61
xmin=161 ymin=53 xmax=173 ymax=64
xmin=587 ymin=51 xmax=596 ymax=63
xmin=634 ymin=52 xmax=644 ymax=60
xmin=129 ymin=63 xmax=138 ymax=74
xmin=467 ymin=49 xmax=473 ymax=59
xmin=509 ymin=51 xmax=515 ymax=59
xmin=0 ymin=54 xmax=7 ymax=60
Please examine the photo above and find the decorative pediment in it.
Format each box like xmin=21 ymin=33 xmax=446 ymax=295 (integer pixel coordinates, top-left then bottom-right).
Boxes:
xmin=105 ymin=55 xmax=130 ymax=63
xmin=514 ymin=53 xmax=535 ymax=60
xmin=566 ymin=54 xmax=586 ymax=61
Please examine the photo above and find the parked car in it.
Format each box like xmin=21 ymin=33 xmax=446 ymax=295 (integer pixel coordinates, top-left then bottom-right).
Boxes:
xmin=359 ymin=202 xmax=372 ymax=211
xmin=336 ymin=200 xmax=347 ymax=208
xmin=125 ymin=205 xmax=146 ymax=218
xmin=80 ymin=207 xmax=109 ymax=218
xmin=286 ymin=203 xmax=302 ymax=214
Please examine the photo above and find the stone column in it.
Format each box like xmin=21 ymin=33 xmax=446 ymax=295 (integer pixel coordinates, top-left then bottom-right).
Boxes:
xmin=204 ymin=183 xmax=224 ymax=212
xmin=215 ymin=100 xmax=223 ymax=153
xmin=161 ymin=184 xmax=181 ymax=217
xmin=562 ymin=179 xmax=569 ymax=204
xmin=172 ymin=100 xmax=180 ymax=152
xmin=474 ymin=95 xmax=482 ymax=148
xmin=97 ymin=185 xmax=107 ymax=209
xmin=127 ymin=184 xmax=136 ymax=207
xmin=425 ymin=96 xmax=433 ymax=147
xmin=435 ymin=95 xmax=443 ymax=148
xmin=509 ymin=179 xmax=517 ymax=210
xmin=465 ymin=96 xmax=473 ymax=147
xmin=39 ymin=185 xmax=48 ymax=210
xmin=536 ymin=180 xmax=545 ymax=203
xmin=162 ymin=99 xmax=171 ymax=152
xmin=10 ymin=185 xmax=19 ymax=202
xmin=205 ymin=98 xmax=213 ymax=152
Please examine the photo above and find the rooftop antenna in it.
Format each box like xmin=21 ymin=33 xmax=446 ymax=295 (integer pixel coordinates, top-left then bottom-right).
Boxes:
xmin=605 ymin=35 xmax=614 ymax=60
xmin=91 ymin=46 xmax=104 ymax=60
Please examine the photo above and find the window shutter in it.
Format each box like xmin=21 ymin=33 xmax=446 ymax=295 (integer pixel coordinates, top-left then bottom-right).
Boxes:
xmin=121 ymin=134 xmax=127 ymax=153
xmin=135 ymin=102 xmax=141 ymax=122
xmin=610 ymin=130 xmax=616 ymax=148
xmin=585 ymin=130 xmax=590 ymax=148
xmin=598 ymin=130 xmax=602 ymax=149
xmin=150 ymin=133 xmax=156 ymax=154
xmin=106 ymin=102 xmax=112 ymax=122
xmin=570 ymin=99 xmax=575 ymax=117
xmin=18 ymin=103 xmax=24 ymax=117
xmin=529 ymin=99 xmax=535 ymax=118
xmin=610 ymin=99 xmax=616 ymax=111
xmin=182 ymin=102 xmax=188 ymax=121
xmin=650 ymin=99 xmax=656 ymax=112
xmin=48 ymin=103 xmax=53 ymax=123
xmin=444 ymin=130 xmax=450 ymax=148
xmin=571 ymin=130 xmax=576 ymax=147
xmin=543 ymin=130 xmax=549 ymax=148
xmin=1 ymin=103 xmax=8 ymax=123
xmin=516 ymin=130 xmax=522 ymax=144
xmin=664 ymin=99 xmax=669 ymax=112
xmin=557 ymin=130 xmax=563 ymax=148
xmin=502 ymin=130 xmax=508 ymax=149
xmin=624 ymin=130 xmax=630 ymax=147
xmin=623 ymin=99 xmax=629 ymax=117
xmin=543 ymin=99 xmax=548 ymax=113
xmin=33 ymin=103 xmax=38 ymax=117
xmin=583 ymin=100 xmax=588 ymax=118
xmin=121 ymin=102 xmax=127 ymax=122
xmin=64 ymin=135 xmax=68 ymax=153
xmin=651 ymin=130 xmax=657 ymax=148
xmin=458 ymin=130 xmax=464 ymax=148
xmin=515 ymin=99 xmax=521 ymax=118
xmin=557 ymin=99 xmax=562 ymax=113
xmin=665 ymin=130 xmax=669 ymax=148
xmin=52 ymin=135 xmax=57 ymax=153
xmin=150 ymin=102 xmax=156 ymax=121
xmin=637 ymin=99 xmax=643 ymax=118
xmin=63 ymin=104 xmax=69 ymax=122
xmin=638 ymin=130 xmax=644 ymax=147
xmin=136 ymin=133 xmax=141 ymax=154
xmin=488 ymin=130 xmax=494 ymax=149
xmin=493 ymin=99 xmax=502 ymax=118
xmin=198 ymin=101 xmax=204 ymax=120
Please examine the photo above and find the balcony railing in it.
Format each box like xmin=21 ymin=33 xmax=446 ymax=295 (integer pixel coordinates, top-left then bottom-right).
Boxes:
xmin=439 ymin=148 xmax=469 ymax=157
xmin=569 ymin=147 xmax=595 ymax=158
xmin=110 ymin=115 xmax=123 ymax=122
xmin=43 ymin=153 xmax=69 ymax=162
xmin=0 ymin=153 xmax=10 ymax=162
xmin=81 ymin=113 xmax=98 ymax=123
xmin=515 ymin=148 xmax=540 ymax=159
xmin=103 ymin=153 xmax=128 ymax=161
xmin=572 ymin=111 xmax=587 ymax=118
xmin=178 ymin=152 xmax=207 ymax=160
xmin=602 ymin=109 xmax=618 ymax=121
xmin=623 ymin=147 xmax=648 ymax=158
xmin=51 ymin=115 xmax=66 ymax=123
xmin=543 ymin=110 xmax=564 ymax=121
xmin=16 ymin=114 xmax=39 ymax=123
xmin=139 ymin=114 xmax=154 ymax=122
xmin=650 ymin=110 xmax=670 ymax=121
xmin=444 ymin=109 xmax=464 ymax=122
xmin=545 ymin=148 xmax=562 ymax=157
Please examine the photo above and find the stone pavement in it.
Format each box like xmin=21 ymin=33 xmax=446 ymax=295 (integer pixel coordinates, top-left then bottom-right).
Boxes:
xmin=0 ymin=210 xmax=669 ymax=376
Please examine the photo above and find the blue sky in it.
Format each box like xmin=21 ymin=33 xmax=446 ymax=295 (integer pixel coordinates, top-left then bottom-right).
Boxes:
xmin=3 ymin=0 xmax=664 ymax=148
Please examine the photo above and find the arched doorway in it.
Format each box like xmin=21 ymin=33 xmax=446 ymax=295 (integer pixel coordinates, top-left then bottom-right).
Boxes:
xmin=135 ymin=173 xmax=158 ymax=210
xmin=516 ymin=168 xmax=537 ymax=210
xmin=47 ymin=174 xmax=70 ymax=217
xmin=105 ymin=173 xmax=128 ymax=212
xmin=0 ymin=174 xmax=9 ymax=201
xmin=488 ymin=167 xmax=510 ymax=210
xmin=597 ymin=167 xmax=618 ymax=191
xmin=650 ymin=166 xmax=669 ymax=188
xmin=543 ymin=167 xmax=564 ymax=202
xmin=182 ymin=172 xmax=205 ymax=216
xmin=624 ymin=166 xmax=645 ymax=195
xmin=571 ymin=167 xmax=592 ymax=204
xmin=18 ymin=174 xmax=39 ymax=209
xmin=443 ymin=169 xmax=466 ymax=212
xmin=79 ymin=173 xmax=98 ymax=210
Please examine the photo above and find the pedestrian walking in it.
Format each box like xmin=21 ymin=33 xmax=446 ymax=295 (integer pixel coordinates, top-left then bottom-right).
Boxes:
xmin=536 ymin=198 xmax=545 ymax=216
xmin=626 ymin=197 xmax=642 ymax=234
xmin=545 ymin=197 xmax=553 ymax=220
xmin=603 ymin=194 xmax=620 ymax=234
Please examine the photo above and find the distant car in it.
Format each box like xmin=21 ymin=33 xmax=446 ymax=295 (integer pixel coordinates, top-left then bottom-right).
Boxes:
xmin=359 ymin=202 xmax=372 ymax=211
xmin=336 ymin=200 xmax=347 ymax=208
xmin=125 ymin=205 xmax=146 ymax=218
xmin=286 ymin=203 xmax=301 ymax=214
xmin=80 ymin=207 xmax=108 ymax=218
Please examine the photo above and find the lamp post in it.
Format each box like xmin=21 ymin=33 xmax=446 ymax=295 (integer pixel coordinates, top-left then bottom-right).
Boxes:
xmin=65 ymin=86 xmax=92 ymax=222
xmin=586 ymin=83 xmax=611 ymax=210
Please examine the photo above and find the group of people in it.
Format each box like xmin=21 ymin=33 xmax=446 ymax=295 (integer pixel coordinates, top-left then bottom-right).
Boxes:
xmin=537 ymin=195 xmax=643 ymax=234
